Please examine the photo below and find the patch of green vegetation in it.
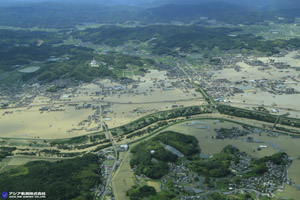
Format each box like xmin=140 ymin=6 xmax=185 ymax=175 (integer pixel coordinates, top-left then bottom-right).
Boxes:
xmin=111 ymin=105 xmax=213 ymax=136
xmin=130 ymin=131 xmax=200 ymax=179
xmin=216 ymin=180 xmax=230 ymax=191
xmin=208 ymin=192 xmax=282 ymax=200
xmin=0 ymin=29 xmax=66 ymax=46
xmin=20 ymin=45 xmax=112 ymax=83
xmin=21 ymin=48 xmax=154 ymax=83
xmin=92 ymin=143 xmax=112 ymax=152
xmin=46 ymin=85 xmax=66 ymax=93
xmin=75 ymin=139 xmax=110 ymax=150
xmin=94 ymin=52 xmax=155 ymax=69
xmin=194 ymin=86 xmax=215 ymax=104
xmin=189 ymin=145 xmax=239 ymax=178
xmin=39 ymin=149 xmax=60 ymax=155
xmin=90 ymin=134 xmax=106 ymax=142
xmin=208 ymin=192 xmax=228 ymax=200
xmin=217 ymin=104 xmax=300 ymax=129
xmin=246 ymin=152 xmax=288 ymax=177
xmin=127 ymin=183 xmax=176 ymax=200
xmin=0 ymin=153 xmax=102 ymax=200
xmin=8 ymin=166 xmax=29 ymax=177
xmin=204 ymin=177 xmax=215 ymax=188
xmin=0 ymin=147 xmax=16 ymax=162
xmin=126 ymin=185 xmax=156 ymax=200
xmin=148 ymin=191 xmax=176 ymax=200
xmin=209 ymin=57 xmax=222 ymax=65
xmin=0 ymin=30 xmax=68 ymax=72
xmin=241 ymin=23 xmax=300 ymax=40
xmin=0 ymin=71 xmax=22 ymax=85
xmin=50 ymin=136 xmax=88 ymax=146
xmin=0 ymin=29 xmax=155 ymax=84
xmin=103 ymin=160 xmax=114 ymax=167
xmin=73 ymin=25 xmax=300 ymax=56
xmin=208 ymin=192 xmax=258 ymax=200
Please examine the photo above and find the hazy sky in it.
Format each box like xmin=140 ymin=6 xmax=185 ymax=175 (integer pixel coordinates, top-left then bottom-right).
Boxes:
xmin=1 ymin=0 xmax=300 ymax=10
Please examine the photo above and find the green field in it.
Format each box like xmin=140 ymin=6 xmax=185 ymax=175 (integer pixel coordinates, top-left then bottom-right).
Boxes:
xmin=111 ymin=152 xmax=135 ymax=200
xmin=241 ymin=22 xmax=300 ymax=40
xmin=0 ymin=156 xmax=65 ymax=173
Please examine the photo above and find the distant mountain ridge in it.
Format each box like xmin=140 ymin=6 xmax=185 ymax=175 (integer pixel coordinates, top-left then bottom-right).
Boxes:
xmin=0 ymin=1 xmax=299 ymax=28
xmin=143 ymin=2 xmax=284 ymax=25
xmin=145 ymin=2 xmax=245 ymax=21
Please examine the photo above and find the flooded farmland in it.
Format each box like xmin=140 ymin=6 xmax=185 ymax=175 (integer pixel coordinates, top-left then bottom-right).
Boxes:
xmin=164 ymin=119 xmax=300 ymax=199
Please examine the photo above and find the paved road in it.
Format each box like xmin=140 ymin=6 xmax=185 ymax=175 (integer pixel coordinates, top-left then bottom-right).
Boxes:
xmin=100 ymin=122 xmax=118 ymax=200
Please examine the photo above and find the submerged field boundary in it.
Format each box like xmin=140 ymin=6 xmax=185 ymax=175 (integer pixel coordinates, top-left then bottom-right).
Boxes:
xmin=1 ymin=104 xmax=300 ymax=142
xmin=127 ymin=116 xmax=294 ymax=146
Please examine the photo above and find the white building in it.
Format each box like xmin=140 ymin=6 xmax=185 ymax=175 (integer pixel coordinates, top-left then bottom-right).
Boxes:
xmin=271 ymin=109 xmax=279 ymax=113
xmin=120 ymin=144 xmax=129 ymax=151
xmin=90 ymin=59 xmax=99 ymax=67
xmin=259 ymin=145 xmax=267 ymax=148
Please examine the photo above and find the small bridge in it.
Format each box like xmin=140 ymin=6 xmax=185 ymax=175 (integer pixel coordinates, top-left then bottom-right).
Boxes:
xmin=271 ymin=112 xmax=289 ymax=130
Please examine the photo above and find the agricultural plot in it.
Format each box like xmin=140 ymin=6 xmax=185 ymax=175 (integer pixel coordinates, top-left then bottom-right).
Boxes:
xmin=147 ymin=181 xmax=161 ymax=192
xmin=0 ymin=69 xmax=204 ymax=139
xmin=241 ymin=23 xmax=300 ymax=40
xmin=0 ymin=156 xmax=64 ymax=173
xmin=111 ymin=152 xmax=135 ymax=200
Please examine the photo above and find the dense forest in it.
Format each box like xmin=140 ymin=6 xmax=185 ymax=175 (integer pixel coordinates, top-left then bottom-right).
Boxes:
xmin=0 ymin=29 xmax=67 ymax=71
xmin=0 ymin=153 xmax=102 ymax=200
xmin=21 ymin=48 xmax=155 ymax=83
xmin=72 ymin=25 xmax=241 ymax=47
xmin=0 ymin=29 xmax=67 ymax=46
xmin=189 ymin=145 xmax=239 ymax=178
xmin=126 ymin=185 xmax=177 ymax=200
xmin=73 ymin=25 xmax=300 ymax=56
xmin=0 ymin=29 xmax=156 ymax=83
xmin=126 ymin=185 xmax=157 ymax=200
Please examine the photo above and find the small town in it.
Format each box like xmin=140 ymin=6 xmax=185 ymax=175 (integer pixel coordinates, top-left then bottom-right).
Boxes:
xmin=150 ymin=146 xmax=294 ymax=199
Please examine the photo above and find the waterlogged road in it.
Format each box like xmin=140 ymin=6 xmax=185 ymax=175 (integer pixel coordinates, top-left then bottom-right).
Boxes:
xmin=0 ymin=98 xmax=204 ymax=110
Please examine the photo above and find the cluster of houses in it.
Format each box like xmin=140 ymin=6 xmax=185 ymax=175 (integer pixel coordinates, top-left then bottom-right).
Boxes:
xmin=95 ymin=152 xmax=111 ymax=199
xmin=160 ymin=163 xmax=198 ymax=193
xmin=214 ymin=127 xmax=250 ymax=139
xmin=177 ymin=52 xmax=300 ymax=105
xmin=148 ymin=143 xmax=293 ymax=199
xmin=230 ymin=150 xmax=293 ymax=196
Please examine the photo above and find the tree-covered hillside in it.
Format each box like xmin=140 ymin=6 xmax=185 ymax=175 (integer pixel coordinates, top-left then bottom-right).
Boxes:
xmin=0 ymin=153 xmax=103 ymax=200
xmin=130 ymin=131 xmax=200 ymax=179
xmin=73 ymin=25 xmax=300 ymax=56
xmin=0 ymin=29 xmax=156 ymax=83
